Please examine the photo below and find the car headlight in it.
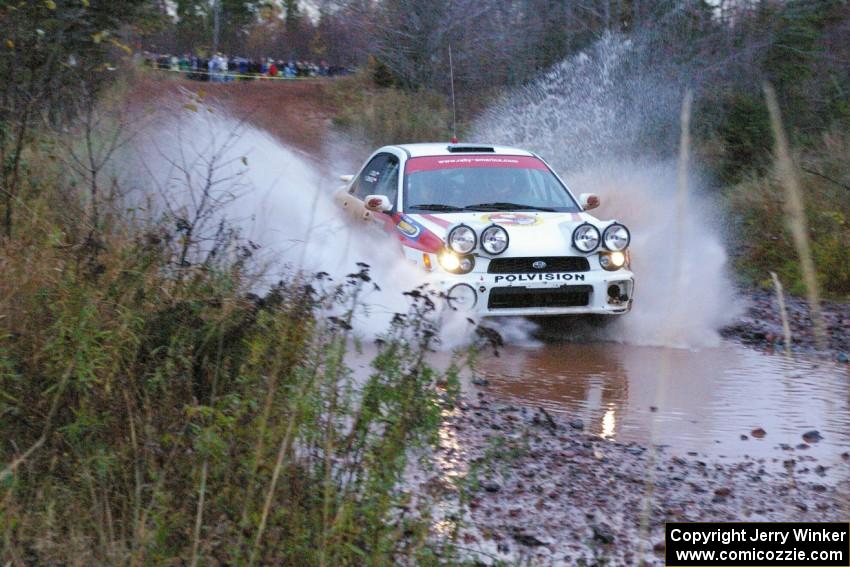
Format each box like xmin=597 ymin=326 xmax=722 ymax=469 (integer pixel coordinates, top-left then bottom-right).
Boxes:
xmin=447 ymin=283 xmax=477 ymax=311
xmin=603 ymin=223 xmax=630 ymax=251
xmin=447 ymin=224 xmax=476 ymax=254
xmin=572 ymin=223 xmax=600 ymax=253
xmin=438 ymin=249 xmax=475 ymax=274
xmin=480 ymin=224 xmax=509 ymax=255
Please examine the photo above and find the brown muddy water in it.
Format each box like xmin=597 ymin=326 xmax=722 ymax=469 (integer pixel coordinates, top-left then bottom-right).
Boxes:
xmin=347 ymin=338 xmax=850 ymax=476
xmin=473 ymin=341 xmax=850 ymax=472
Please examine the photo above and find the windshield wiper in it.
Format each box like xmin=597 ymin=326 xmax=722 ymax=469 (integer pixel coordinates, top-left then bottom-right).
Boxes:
xmin=408 ymin=204 xmax=464 ymax=212
xmin=463 ymin=202 xmax=557 ymax=212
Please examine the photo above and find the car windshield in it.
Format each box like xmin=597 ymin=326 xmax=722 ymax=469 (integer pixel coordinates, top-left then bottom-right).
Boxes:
xmin=403 ymin=155 xmax=580 ymax=213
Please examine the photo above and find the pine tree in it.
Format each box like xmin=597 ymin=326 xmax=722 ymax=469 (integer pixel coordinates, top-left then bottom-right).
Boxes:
xmin=285 ymin=0 xmax=302 ymax=35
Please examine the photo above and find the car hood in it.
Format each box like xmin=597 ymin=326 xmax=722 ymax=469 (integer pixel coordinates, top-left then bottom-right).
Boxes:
xmin=406 ymin=211 xmax=603 ymax=257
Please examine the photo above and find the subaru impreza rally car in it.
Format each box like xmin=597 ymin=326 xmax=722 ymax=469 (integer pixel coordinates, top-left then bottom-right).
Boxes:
xmin=333 ymin=143 xmax=633 ymax=316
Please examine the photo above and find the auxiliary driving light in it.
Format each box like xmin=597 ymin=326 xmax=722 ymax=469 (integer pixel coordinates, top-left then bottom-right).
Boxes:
xmin=572 ymin=223 xmax=601 ymax=253
xmin=480 ymin=224 xmax=509 ymax=255
xmin=447 ymin=224 xmax=477 ymax=254
xmin=603 ymin=223 xmax=630 ymax=251
xmin=447 ymin=283 xmax=477 ymax=311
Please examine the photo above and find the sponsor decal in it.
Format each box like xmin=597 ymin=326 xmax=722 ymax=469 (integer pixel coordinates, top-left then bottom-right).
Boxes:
xmin=435 ymin=157 xmax=519 ymax=166
xmin=494 ymin=273 xmax=586 ymax=283
xmin=396 ymin=214 xmax=422 ymax=238
xmin=405 ymin=155 xmax=550 ymax=173
xmin=363 ymin=168 xmax=381 ymax=183
xmin=481 ymin=212 xmax=541 ymax=226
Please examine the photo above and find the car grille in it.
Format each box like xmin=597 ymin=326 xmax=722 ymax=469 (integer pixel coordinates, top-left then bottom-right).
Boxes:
xmin=487 ymin=285 xmax=593 ymax=310
xmin=487 ymin=256 xmax=590 ymax=274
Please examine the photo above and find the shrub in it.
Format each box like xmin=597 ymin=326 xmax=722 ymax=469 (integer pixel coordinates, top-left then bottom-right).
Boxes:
xmin=725 ymin=127 xmax=850 ymax=298
xmin=0 ymin=119 xmax=470 ymax=565
xmin=329 ymin=71 xmax=454 ymax=146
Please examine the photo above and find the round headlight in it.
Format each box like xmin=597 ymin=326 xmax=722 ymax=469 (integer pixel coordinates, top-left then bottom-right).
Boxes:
xmin=603 ymin=223 xmax=630 ymax=251
xmin=572 ymin=223 xmax=600 ymax=253
xmin=447 ymin=224 xmax=476 ymax=254
xmin=447 ymin=283 xmax=477 ymax=311
xmin=480 ymin=225 xmax=509 ymax=255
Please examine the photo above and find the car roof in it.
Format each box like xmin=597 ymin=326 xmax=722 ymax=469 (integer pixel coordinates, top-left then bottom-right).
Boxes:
xmin=388 ymin=143 xmax=536 ymax=158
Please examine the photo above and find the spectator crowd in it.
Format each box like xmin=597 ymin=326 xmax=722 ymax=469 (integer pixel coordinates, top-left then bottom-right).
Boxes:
xmin=144 ymin=52 xmax=353 ymax=81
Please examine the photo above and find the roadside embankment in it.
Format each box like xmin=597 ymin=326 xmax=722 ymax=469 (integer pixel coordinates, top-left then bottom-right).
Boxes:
xmin=723 ymin=290 xmax=850 ymax=362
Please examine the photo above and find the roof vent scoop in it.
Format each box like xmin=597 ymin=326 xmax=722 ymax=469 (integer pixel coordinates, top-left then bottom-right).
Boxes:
xmin=447 ymin=144 xmax=496 ymax=153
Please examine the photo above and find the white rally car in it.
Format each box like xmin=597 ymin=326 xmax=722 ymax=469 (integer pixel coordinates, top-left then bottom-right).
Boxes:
xmin=334 ymin=143 xmax=634 ymax=316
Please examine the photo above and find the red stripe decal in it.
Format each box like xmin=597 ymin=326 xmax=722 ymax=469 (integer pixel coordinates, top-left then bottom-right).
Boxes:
xmin=395 ymin=232 xmax=442 ymax=253
xmin=381 ymin=212 xmax=443 ymax=254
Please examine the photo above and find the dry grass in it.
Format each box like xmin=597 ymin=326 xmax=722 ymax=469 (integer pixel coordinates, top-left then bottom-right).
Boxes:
xmin=763 ymin=84 xmax=827 ymax=346
xmin=769 ymin=271 xmax=793 ymax=357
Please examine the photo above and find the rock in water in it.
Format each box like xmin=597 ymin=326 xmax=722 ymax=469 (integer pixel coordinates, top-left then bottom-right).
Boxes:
xmin=472 ymin=376 xmax=490 ymax=387
xmin=802 ymin=430 xmax=823 ymax=443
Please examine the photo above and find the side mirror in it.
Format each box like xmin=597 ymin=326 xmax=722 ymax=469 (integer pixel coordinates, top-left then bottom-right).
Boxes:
xmin=339 ymin=174 xmax=354 ymax=183
xmin=364 ymin=194 xmax=392 ymax=212
xmin=579 ymin=193 xmax=600 ymax=211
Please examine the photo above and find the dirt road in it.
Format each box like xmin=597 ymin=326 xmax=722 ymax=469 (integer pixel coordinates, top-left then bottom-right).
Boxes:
xmin=131 ymin=74 xmax=338 ymax=156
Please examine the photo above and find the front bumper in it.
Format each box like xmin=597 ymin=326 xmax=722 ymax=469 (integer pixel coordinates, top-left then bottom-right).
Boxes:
xmin=436 ymin=268 xmax=634 ymax=317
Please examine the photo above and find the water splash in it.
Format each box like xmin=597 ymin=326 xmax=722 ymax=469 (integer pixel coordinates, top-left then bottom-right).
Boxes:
xmin=474 ymin=34 xmax=740 ymax=348
xmin=117 ymin=102 xmax=473 ymax=346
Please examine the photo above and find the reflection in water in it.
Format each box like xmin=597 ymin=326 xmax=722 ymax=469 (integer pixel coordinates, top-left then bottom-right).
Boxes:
xmin=476 ymin=342 xmax=850 ymax=469
xmin=431 ymin=408 xmax=467 ymax=538
xmin=601 ymin=407 xmax=616 ymax=439
xmin=436 ymin=408 xmax=465 ymax=480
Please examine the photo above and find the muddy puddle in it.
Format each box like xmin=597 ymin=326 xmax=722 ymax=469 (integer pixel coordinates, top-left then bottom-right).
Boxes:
xmin=473 ymin=341 xmax=849 ymax=472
